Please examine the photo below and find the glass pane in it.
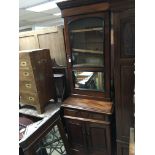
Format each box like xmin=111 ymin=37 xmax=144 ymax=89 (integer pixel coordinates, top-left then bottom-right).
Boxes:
xmin=73 ymin=71 xmax=104 ymax=92
xmin=69 ymin=17 xmax=104 ymax=67
xmin=34 ymin=125 xmax=66 ymax=155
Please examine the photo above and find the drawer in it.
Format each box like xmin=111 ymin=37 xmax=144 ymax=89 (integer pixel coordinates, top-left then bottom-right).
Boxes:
xmin=64 ymin=108 xmax=80 ymax=117
xmin=19 ymin=69 xmax=34 ymax=81
xmin=19 ymin=80 xmax=37 ymax=92
xmin=80 ymin=111 xmax=90 ymax=118
xmin=89 ymin=113 xmax=105 ymax=121
xmin=19 ymin=59 xmax=32 ymax=70
xmin=19 ymin=52 xmax=30 ymax=59
xmin=20 ymin=92 xmax=39 ymax=105
xmin=64 ymin=108 xmax=90 ymax=118
xmin=64 ymin=108 xmax=105 ymax=121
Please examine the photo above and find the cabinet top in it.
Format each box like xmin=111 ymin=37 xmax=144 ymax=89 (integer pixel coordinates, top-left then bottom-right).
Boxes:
xmin=57 ymin=0 xmax=109 ymax=10
xmin=62 ymin=97 xmax=113 ymax=115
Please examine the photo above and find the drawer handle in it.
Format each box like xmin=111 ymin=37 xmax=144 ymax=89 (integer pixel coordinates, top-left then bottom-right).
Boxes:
xmin=28 ymin=97 xmax=34 ymax=101
xmin=23 ymin=72 xmax=29 ymax=76
xmin=20 ymin=61 xmax=27 ymax=66
xmin=25 ymin=84 xmax=31 ymax=88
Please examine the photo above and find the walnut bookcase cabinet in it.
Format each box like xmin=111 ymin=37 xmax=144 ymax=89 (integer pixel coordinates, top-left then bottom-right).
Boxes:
xmin=57 ymin=0 xmax=135 ymax=155
xmin=19 ymin=49 xmax=56 ymax=114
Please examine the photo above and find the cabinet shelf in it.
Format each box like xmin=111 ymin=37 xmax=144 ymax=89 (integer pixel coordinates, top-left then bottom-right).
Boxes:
xmin=72 ymin=48 xmax=103 ymax=54
xmin=73 ymin=64 xmax=104 ymax=67
xmin=71 ymin=27 xmax=103 ymax=33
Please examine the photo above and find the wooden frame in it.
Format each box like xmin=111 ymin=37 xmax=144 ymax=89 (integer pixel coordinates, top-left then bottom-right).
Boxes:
xmin=64 ymin=12 xmax=111 ymax=101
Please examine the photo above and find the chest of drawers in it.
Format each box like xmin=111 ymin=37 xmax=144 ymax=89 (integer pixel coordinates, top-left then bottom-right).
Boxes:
xmin=19 ymin=49 xmax=56 ymax=113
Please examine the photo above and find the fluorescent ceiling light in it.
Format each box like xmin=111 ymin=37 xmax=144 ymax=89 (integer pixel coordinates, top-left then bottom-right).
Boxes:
xmin=53 ymin=13 xmax=61 ymax=16
xmin=26 ymin=0 xmax=62 ymax=12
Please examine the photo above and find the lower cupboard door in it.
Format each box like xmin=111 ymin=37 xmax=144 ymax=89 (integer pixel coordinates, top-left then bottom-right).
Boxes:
xmin=86 ymin=122 xmax=112 ymax=155
xmin=65 ymin=118 xmax=87 ymax=151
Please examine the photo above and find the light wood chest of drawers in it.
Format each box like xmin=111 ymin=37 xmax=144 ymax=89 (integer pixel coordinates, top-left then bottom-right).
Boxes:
xmin=19 ymin=49 xmax=56 ymax=113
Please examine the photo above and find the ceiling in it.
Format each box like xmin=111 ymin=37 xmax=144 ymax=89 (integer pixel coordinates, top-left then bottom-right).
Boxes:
xmin=19 ymin=0 xmax=64 ymax=31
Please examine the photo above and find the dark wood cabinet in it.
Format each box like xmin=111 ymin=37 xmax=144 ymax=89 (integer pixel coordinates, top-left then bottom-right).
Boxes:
xmin=57 ymin=1 xmax=135 ymax=155
xmin=112 ymin=3 xmax=135 ymax=155
xmin=57 ymin=1 xmax=114 ymax=155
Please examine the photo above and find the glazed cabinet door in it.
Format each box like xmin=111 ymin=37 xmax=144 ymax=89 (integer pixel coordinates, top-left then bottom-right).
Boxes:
xmin=64 ymin=12 xmax=111 ymax=100
xmin=65 ymin=118 xmax=87 ymax=155
xmin=86 ymin=122 xmax=111 ymax=155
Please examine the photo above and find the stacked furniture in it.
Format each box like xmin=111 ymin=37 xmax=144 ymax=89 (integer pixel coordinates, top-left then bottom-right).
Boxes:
xmin=57 ymin=0 xmax=135 ymax=155
xmin=19 ymin=49 xmax=56 ymax=113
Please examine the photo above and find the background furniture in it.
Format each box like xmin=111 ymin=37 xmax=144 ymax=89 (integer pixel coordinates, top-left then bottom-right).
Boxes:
xmin=19 ymin=49 xmax=56 ymax=113
xmin=53 ymin=66 xmax=69 ymax=101
xmin=53 ymin=73 xmax=65 ymax=102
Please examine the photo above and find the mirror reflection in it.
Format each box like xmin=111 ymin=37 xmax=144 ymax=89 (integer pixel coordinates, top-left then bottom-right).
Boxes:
xmin=73 ymin=71 xmax=104 ymax=92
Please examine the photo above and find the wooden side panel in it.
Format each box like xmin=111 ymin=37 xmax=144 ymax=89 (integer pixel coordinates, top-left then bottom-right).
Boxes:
xmin=120 ymin=12 xmax=135 ymax=57
xmin=38 ymin=28 xmax=67 ymax=66
xmin=113 ymin=7 xmax=135 ymax=155
xmin=116 ymin=65 xmax=134 ymax=141
xmin=19 ymin=36 xmax=39 ymax=50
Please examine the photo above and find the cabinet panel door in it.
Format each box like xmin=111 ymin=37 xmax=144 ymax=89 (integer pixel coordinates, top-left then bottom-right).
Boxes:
xmin=65 ymin=118 xmax=87 ymax=150
xmin=86 ymin=122 xmax=111 ymax=155
xmin=114 ymin=8 xmax=135 ymax=143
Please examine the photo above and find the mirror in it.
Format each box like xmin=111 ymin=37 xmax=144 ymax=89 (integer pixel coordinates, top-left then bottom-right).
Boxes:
xmin=73 ymin=71 xmax=104 ymax=92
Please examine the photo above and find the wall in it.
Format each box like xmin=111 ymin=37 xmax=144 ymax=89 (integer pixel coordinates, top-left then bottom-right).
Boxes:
xmin=19 ymin=26 xmax=67 ymax=66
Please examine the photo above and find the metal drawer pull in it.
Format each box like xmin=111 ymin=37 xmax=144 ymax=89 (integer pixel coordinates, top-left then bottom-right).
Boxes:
xmin=28 ymin=97 xmax=34 ymax=101
xmin=25 ymin=84 xmax=31 ymax=88
xmin=20 ymin=61 xmax=27 ymax=66
xmin=23 ymin=72 xmax=29 ymax=76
